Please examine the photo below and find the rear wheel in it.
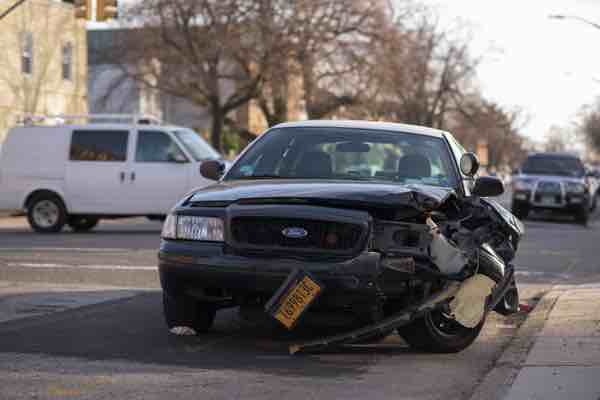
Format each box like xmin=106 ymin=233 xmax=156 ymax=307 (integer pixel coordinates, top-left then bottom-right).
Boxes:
xmin=398 ymin=310 xmax=484 ymax=353
xmin=68 ymin=216 xmax=99 ymax=232
xmin=163 ymin=292 xmax=216 ymax=333
xmin=26 ymin=194 xmax=67 ymax=233
xmin=576 ymin=206 xmax=590 ymax=226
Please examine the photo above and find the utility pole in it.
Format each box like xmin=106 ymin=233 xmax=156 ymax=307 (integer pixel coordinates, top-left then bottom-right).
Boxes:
xmin=0 ymin=0 xmax=27 ymax=21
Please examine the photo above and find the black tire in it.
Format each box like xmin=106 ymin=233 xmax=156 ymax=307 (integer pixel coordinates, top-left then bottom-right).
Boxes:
xmin=163 ymin=292 xmax=216 ymax=333
xmin=68 ymin=216 xmax=99 ymax=232
xmin=26 ymin=193 xmax=67 ymax=233
xmin=398 ymin=310 xmax=485 ymax=353
xmin=591 ymin=194 xmax=597 ymax=212
xmin=511 ymin=203 xmax=529 ymax=220
xmin=575 ymin=205 xmax=590 ymax=226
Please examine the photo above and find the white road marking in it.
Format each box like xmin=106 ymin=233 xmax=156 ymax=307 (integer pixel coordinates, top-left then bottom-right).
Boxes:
xmin=6 ymin=262 xmax=156 ymax=271
xmin=0 ymin=247 xmax=147 ymax=253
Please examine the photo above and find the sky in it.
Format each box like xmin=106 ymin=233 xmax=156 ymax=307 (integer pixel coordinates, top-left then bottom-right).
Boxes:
xmin=423 ymin=0 xmax=600 ymax=143
xmin=108 ymin=0 xmax=600 ymax=144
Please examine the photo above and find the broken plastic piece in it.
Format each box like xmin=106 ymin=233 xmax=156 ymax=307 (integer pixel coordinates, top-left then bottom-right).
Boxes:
xmin=519 ymin=303 xmax=533 ymax=313
xmin=427 ymin=218 xmax=469 ymax=274
xmin=449 ymin=274 xmax=496 ymax=328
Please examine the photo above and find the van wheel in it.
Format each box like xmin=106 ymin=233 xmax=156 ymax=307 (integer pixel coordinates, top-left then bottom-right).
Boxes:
xmin=27 ymin=194 xmax=67 ymax=233
xmin=68 ymin=216 xmax=99 ymax=232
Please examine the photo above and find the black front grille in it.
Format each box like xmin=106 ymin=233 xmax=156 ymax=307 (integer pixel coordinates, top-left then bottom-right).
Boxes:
xmin=230 ymin=217 xmax=363 ymax=252
xmin=537 ymin=181 xmax=562 ymax=194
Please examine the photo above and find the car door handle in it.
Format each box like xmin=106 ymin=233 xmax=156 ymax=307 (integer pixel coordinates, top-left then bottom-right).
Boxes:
xmin=130 ymin=172 xmax=136 ymax=182
xmin=119 ymin=172 xmax=125 ymax=182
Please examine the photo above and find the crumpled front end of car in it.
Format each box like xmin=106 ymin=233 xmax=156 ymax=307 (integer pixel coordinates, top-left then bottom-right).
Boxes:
xmin=159 ymin=183 xmax=524 ymax=353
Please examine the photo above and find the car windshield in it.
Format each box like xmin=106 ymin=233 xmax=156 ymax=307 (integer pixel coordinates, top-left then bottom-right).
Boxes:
xmin=173 ymin=129 xmax=220 ymax=161
xmin=225 ymin=127 xmax=459 ymax=188
xmin=521 ymin=156 xmax=585 ymax=178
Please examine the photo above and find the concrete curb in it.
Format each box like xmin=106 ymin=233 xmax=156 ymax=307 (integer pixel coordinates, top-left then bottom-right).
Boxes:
xmin=0 ymin=264 xmax=160 ymax=289
xmin=468 ymin=290 xmax=561 ymax=400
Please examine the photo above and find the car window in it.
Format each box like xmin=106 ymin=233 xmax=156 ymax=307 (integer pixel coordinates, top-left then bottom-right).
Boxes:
xmin=522 ymin=156 xmax=585 ymax=177
xmin=70 ymin=130 xmax=129 ymax=162
xmin=226 ymin=127 xmax=459 ymax=189
xmin=173 ymin=129 xmax=220 ymax=161
xmin=136 ymin=131 xmax=186 ymax=163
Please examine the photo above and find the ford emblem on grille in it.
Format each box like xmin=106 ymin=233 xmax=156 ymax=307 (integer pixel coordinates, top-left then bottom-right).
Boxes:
xmin=282 ymin=227 xmax=308 ymax=239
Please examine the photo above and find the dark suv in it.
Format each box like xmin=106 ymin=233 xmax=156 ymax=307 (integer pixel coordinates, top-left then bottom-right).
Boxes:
xmin=159 ymin=121 xmax=523 ymax=353
xmin=511 ymin=152 xmax=593 ymax=225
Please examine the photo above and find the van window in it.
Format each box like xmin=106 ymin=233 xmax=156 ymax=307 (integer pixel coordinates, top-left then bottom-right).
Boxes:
xmin=70 ymin=130 xmax=129 ymax=162
xmin=136 ymin=131 xmax=186 ymax=163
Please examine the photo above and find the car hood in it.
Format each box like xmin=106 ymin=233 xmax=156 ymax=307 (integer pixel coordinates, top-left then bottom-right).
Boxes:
xmin=518 ymin=174 xmax=584 ymax=183
xmin=188 ymin=180 xmax=456 ymax=211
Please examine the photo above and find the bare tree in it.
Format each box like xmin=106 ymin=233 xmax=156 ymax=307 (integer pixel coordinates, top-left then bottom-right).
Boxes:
xmin=106 ymin=0 xmax=283 ymax=150
xmin=580 ymin=99 xmax=600 ymax=154
xmin=349 ymin=7 xmax=479 ymax=130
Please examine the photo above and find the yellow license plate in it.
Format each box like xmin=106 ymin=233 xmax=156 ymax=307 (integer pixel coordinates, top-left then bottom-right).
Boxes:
xmin=274 ymin=276 xmax=322 ymax=329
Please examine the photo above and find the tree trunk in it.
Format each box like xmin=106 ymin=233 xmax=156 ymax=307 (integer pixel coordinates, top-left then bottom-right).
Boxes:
xmin=211 ymin=109 xmax=223 ymax=152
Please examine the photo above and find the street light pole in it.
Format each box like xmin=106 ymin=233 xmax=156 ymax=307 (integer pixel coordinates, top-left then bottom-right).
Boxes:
xmin=549 ymin=14 xmax=600 ymax=30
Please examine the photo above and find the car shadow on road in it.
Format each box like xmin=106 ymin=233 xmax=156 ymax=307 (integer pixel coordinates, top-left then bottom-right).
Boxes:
xmin=0 ymin=292 xmax=420 ymax=378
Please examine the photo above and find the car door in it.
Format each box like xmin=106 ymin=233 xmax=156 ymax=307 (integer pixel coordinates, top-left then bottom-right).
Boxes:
xmin=65 ymin=128 xmax=133 ymax=214
xmin=129 ymin=129 xmax=190 ymax=214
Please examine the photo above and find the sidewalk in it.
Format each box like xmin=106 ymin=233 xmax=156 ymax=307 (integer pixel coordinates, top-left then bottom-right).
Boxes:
xmin=504 ymin=285 xmax=600 ymax=400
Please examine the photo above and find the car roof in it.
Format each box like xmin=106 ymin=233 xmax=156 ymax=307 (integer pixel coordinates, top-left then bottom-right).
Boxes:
xmin=272 ymin=120 xmax=447 ymax=138
xmin=12 ymin=124 xmax=181 ymax=131
xmin=527 ymin=152 xmax=581 ymax=160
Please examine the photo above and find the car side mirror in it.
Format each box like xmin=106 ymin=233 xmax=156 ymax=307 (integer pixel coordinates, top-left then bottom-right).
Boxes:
xmin=200 ymin=159 xmax=225 ymax=181
xmin=473 ymin=176 xmax=504 ymax=197
xmin=459 ymin=152 xmax=480 ymax=177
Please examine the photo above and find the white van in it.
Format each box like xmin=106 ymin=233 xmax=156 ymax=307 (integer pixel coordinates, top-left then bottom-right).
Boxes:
xmin=0 ymin=115 xmax=222 ymax=233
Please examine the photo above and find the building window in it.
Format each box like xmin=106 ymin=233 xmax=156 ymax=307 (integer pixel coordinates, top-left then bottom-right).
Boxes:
xmin=62 ymin=42 xmax=73 ymax=81
xmin=21 ymin=32 xmax=33 ymax=75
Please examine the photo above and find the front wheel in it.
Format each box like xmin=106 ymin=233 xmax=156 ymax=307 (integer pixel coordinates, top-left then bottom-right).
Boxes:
xmin=27 ymin=194 xmax=67 ymax=233
xmin=163 ymin=292 xmax=216 ymax=333
xmin=398 ymin=310 xmax=484 ymax=353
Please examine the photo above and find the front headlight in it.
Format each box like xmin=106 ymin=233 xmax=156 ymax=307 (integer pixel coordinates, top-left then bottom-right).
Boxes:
xmin=565 ymin=182 xmax=586 ymax=194
xmin=161 ymin=214 xmax=224 ymax=241
xmin=161 ymin=214 xmax=177 ymax=239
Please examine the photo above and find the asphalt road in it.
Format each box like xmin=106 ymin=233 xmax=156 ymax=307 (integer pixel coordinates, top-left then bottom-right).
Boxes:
xmin=0 ymin=201 xmax=598 ymax=399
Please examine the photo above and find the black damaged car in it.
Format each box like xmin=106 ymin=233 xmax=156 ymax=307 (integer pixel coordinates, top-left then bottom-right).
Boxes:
xmin=159 ymin=120 xmax=524 ymax=354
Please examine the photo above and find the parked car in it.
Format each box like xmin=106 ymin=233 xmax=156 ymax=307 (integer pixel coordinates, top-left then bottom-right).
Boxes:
xmin=0 ymin=116 xmax=222 ymax=232
xmin=511 ymin=152 xmax=595 ymax=225
xmin=159 ymin=120 xmax=523 ymax=354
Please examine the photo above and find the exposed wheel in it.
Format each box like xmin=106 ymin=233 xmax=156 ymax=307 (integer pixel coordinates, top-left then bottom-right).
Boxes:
xmin=163 ymin=292 xmax=216 ymax=333
xmin=511 ymin=203 xmax=529 ymax=220
xmin=397 ymin=310 xmax=484 ymax=353
xmin=26 ymin=193 xmax=67 ymax=233
xmin=68 ymin=216 xmax=99 ymax=232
